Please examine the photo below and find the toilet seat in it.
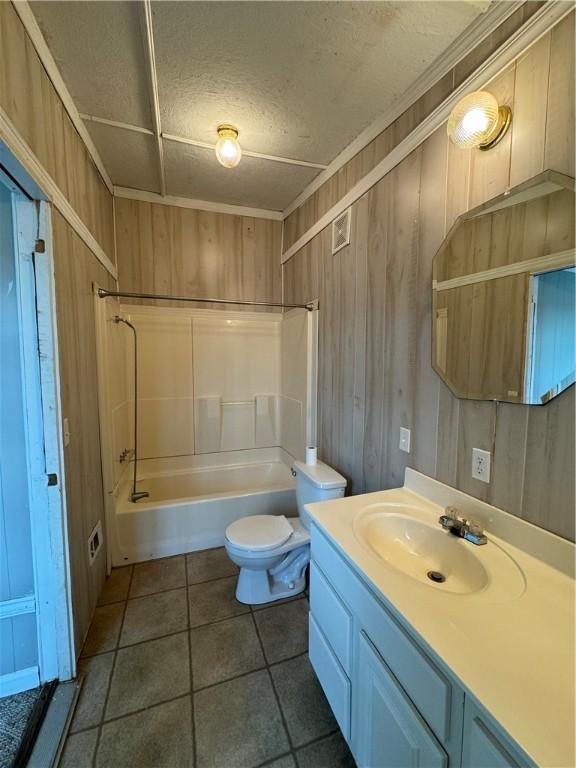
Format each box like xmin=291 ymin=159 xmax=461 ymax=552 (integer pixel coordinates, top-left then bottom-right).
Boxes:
xmin=226 ymin=515 xmax=293 ymax=552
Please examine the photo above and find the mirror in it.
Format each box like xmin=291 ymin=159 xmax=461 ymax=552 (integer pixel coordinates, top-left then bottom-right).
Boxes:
xmin=432 ymin=170 xmax=575 ymax=405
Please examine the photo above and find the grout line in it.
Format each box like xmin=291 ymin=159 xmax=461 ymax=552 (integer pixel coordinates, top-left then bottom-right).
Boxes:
xmin=250 ymin=610 xmax=297 ymax=760
xmin=184 ymin=556 xmax=198 ymax=767
xmin=90 ymin=565 xmax=134 ymax=766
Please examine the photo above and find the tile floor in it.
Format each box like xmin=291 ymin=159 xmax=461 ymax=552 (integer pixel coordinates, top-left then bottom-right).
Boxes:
xmin=60 ymin=548 xmax=356 ymax=768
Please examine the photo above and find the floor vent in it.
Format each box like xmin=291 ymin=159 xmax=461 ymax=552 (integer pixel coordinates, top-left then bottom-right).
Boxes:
xmin=332 ymin=207 xmax=351 ymax=254
xmin=88 ymin=521 xmax=103 ymax=565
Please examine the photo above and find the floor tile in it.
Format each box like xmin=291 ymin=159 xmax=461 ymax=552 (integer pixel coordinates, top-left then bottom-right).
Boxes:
xmin=251 ymin=594 xmax=304 ymax=611
xmin=254 ymin=599 xmax=309 ymax=664
xmin=271 ymin=655 xmax=336 ymax=747
xmin=190 ymin=614 xmax=265 ymax=689
xmin=81 ymin=603 xmax=124 ymax=657
xmin=120 ymin=588 xmax=188 ymax=646
xmin=96 ymin=697 xmax=193 ymax=768
xmin=188 ymin=575 xmax=249 ymax=628
xmin=97 ymin=566 xmax=132 ymax=605
xmin=130 ymin=556 xmax=186 ymax=598
xmin=266 ymin=756 xmax=296 ymax=768
xmin=70 ymin=652 xmax=114 ymax=733
xmin=59 ymin=729 xmax=99 ymax=768
xmin=187 ymin=547 xmax=238 ymax=584
xmin=295 ymin=731 xmax=356 ymax=768
xmin=195 ymin=669 xmax=289 ymax=768
xmin=105 ymin=632 xmax=190 ymax=720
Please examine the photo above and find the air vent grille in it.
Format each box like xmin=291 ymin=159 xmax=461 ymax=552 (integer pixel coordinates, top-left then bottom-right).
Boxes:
xmin=332 ymin=208 xmax=351 ymax=254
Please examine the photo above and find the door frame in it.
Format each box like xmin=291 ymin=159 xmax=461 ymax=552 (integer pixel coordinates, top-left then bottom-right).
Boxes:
xmin=0 ymin=161 xmax=74 ymax=694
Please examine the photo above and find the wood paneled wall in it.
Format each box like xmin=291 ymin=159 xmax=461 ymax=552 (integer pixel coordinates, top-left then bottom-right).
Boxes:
xmin=1 ymin=3 xmax=116 ymax=653
xmin=52 ymin=211 xmax=115 ymax=652
xmin=115 ymin=198 xmax=282 ymax=310
xmin=0 ymin=2 xmax=114 ymax=259
xmin=283 ymin=13 xmax=575 ymax=541
xmin=282 ymin=1 xmax=546 ymax=252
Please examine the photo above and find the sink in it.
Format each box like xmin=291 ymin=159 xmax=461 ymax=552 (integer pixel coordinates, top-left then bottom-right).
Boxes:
xmin=353 ymin=504 xmax=526 ymax=601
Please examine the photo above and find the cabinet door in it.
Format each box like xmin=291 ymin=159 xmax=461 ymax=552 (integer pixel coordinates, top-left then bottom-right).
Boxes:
xmin=462 ymin=700 xmax=527 ymax=768
xmin=356 ymin=632 xmax=448 ymax=768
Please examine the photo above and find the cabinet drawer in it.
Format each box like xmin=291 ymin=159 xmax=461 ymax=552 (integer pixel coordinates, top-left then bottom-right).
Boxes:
xmin=311 ymin=525 xmax=457 ymax=745
xmin=310 ymin=561 xmax=353 ymax=674
xmin=309 ymin=613 xmax=351 ymax=740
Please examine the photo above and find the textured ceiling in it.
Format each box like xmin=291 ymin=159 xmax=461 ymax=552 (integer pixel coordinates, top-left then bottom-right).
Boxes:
xmin=30 ymin=1 xmax=486 ymax=211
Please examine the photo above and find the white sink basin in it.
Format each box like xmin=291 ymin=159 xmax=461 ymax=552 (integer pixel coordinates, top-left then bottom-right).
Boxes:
xmin=353 ymin=503 xmax=525 ymax=601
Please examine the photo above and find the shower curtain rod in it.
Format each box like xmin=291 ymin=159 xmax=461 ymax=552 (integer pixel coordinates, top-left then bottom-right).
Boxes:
xmin=97 ymin=288 xmax=315 ymax=311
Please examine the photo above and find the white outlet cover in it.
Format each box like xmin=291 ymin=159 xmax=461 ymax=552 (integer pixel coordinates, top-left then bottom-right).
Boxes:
xmin=472 ymin=447 xmax=491 ymax=483
xmin=399 ymin=427 xmax=411 ymax=454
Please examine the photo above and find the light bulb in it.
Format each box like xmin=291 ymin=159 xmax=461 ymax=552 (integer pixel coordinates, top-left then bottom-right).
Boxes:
xmin=447 ymin=91 xmax=511 ymax=151
xmin=215 ymin=125 xmax=242 ymax=168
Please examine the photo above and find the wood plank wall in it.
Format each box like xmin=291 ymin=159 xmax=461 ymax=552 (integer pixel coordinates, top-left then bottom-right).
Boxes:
xmin=115 ymin=198 xmax=283 ymax=310
xmin=0 ymin=2 xmax=114 ymax=260
xmin=282 ymin=1 xmax=546 ymax=253
xmin=0 ymin=2 xmax=117 ymax=654
xmin=52 ymin=211 xmax=115 ymax=652
xmin=283 ymin=13 xmax=575 ymax=541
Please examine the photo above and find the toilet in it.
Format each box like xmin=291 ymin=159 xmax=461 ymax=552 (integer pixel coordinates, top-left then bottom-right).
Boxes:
xmin=224 ymin=460 xmax=347 ymax=604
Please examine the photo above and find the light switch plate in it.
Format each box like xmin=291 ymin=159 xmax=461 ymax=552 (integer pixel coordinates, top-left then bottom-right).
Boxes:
xmin=399 ymin=427 xmax=411 ymax=453
xmin=472 ymin=447 xmax=491 ymax=483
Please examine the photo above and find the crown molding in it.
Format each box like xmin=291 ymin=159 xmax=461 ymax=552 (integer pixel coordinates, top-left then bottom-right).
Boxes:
xmin=282 ymin=0 xmax=522 ymax=219
xmin=281 ymin=0 xmax=573 ymax=263
xmin=113 ymin=186 xmax=284 ymax=221
xmin=11 ymin=0 xmax=114 ymax=195
xmin=0 ymin=106 xmax=117 ymax=279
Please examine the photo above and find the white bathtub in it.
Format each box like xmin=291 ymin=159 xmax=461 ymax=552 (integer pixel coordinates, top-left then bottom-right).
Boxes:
xmin=111 ymin=448 xmax=297 ymax=565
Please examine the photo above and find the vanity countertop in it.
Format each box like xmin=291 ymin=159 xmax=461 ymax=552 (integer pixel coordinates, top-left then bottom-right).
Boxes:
xmin=306 ymin=469 xmax=575 ymax=768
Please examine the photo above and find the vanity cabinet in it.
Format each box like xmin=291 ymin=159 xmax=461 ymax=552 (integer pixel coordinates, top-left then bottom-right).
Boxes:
xmin=309 ymin=524 xmax=533 ymax=768
xmin=462 ymin=701 xmax=524 ymax=768
xmin=356 ymin=631 xmax=447 ymax=768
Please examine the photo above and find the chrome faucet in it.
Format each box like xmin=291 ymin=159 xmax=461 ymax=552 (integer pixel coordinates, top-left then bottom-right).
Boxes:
xmin=439 ymin=507 xmax=487 ymax=546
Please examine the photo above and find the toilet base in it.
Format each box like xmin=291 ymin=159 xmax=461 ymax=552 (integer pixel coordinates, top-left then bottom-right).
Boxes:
xmin=236 ymin=567 xmax=306 ymax=604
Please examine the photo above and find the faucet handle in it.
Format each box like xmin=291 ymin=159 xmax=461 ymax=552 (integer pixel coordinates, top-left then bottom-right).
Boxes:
xmin=468 ymin=520 xmax=484 ymax=536
xmin=439 ymin=507 xmax=459 ymax=530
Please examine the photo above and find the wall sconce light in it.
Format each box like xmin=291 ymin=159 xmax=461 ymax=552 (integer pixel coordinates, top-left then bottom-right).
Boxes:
xmin=215 ymin=124 xmax=242 ymax=168
xmin=447 ymin=91 xmax=511 ymax=151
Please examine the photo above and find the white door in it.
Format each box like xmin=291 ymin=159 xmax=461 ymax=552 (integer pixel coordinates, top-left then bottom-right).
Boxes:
xmin=0 ymin=171 xmax=73 ymax=695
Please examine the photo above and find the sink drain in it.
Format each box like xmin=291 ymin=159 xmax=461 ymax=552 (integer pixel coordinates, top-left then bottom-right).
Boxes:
xmin=427 ymin=570 xmax=446 ymax=584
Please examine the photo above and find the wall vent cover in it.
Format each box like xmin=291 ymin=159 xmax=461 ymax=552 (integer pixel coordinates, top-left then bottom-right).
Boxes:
xmin=88 ymin=521 xmax=103 ymax=565
xmin=332 ymin=208 xmax=351 ymax=254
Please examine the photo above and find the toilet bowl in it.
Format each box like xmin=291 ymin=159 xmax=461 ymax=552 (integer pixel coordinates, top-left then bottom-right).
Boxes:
xmin=224 ymin=460 xmax=347 ymax=604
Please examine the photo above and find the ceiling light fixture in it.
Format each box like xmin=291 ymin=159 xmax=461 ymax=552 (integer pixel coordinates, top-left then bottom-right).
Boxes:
xmin=447 ymin=91 xmax=511 ymax=151
xmin=215 ymin=124 xmax=242 ymax=168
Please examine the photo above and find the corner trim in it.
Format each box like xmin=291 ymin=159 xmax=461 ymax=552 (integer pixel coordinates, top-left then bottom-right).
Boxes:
xmin=281 ymin=1 xmax=572 ymax=263
xmin=10 ymin=0 xmax=114 ymax=195
xmin=0 ymin=107 xmax=118 ymax=279
xmin=113 ymin=186 xmax=284 ymax=221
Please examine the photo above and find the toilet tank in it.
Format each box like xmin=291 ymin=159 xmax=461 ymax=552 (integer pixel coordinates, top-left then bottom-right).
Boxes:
xmin=293 ymin=460 xmax=347 ymax=530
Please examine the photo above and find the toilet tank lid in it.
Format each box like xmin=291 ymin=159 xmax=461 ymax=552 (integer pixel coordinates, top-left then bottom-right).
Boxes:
xmin=293 ymin=461 xmax=347 ymax=490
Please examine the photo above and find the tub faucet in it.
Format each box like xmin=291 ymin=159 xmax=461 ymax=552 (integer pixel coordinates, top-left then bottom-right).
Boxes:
xmin=439 ymin=506 xmax=487 ymax=545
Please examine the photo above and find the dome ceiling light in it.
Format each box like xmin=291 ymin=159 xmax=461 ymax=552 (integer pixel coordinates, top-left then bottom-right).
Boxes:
xmin=447 ymin=91 xmax=511 ymax=151
xmin=215 ymin=124 xmax=242 ymax=168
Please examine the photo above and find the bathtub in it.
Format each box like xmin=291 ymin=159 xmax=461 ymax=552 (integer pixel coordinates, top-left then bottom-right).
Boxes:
xmin=111 ymin=448 xmax=297 ymax=565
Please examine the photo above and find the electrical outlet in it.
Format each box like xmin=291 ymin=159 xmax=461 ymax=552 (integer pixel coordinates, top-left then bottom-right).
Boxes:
xmin=399 ymin=427 xmax=411 ymax=453
xmin=472 ymin=448 xmax=491 ymax=483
